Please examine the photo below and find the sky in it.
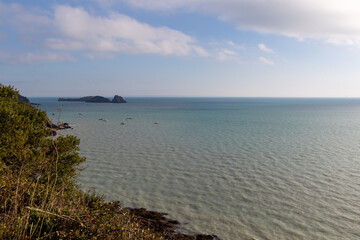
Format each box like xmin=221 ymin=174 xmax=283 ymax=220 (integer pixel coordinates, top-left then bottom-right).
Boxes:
xmin=1 ymin=0 xmax=360 ymax=97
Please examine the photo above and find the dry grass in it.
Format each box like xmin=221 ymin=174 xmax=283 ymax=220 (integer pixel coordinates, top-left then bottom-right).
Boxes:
xmin=0 ymin=140 xmax=163 ymax=240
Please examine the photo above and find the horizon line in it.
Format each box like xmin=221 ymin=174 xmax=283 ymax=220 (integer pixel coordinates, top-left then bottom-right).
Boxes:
xmin=27 ymin=96 xmax=360 ymax=99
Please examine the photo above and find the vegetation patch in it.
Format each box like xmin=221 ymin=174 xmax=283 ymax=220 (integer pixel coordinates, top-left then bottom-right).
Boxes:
xmin=0 ymin=85 xmax=161 ymax=239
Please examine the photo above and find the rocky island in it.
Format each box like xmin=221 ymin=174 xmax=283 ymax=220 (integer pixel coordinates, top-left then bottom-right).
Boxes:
xmin=58 ymin=95 xmax=126 ymax=103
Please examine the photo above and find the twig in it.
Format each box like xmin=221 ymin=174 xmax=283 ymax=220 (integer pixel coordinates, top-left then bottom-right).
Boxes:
xmin=40 ymin=230 xmax=65 ymax=239
xmin=25 ymin=206 xmax=84 ymax=227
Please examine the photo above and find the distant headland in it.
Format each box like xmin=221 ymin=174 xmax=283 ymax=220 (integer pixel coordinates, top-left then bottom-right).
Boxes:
xmin=58 ymin=95 xmax=126 ymax=103
xmin=18 ymin=94 xmax=30 ymax=103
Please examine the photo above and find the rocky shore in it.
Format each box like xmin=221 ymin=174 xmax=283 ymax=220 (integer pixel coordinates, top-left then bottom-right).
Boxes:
xmin=45 ymin=119 xmax=72 ymax=136
xmin=124 ymin=207 xmax=220 ymax=240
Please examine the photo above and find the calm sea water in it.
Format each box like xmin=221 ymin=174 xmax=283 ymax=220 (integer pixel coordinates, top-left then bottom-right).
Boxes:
xmin=32 ymin=97 xmax=360 ymax=240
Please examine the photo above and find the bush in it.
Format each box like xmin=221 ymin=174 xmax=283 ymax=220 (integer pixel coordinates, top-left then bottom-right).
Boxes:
xmin=0 ymin=84 xmax=161 ymax=239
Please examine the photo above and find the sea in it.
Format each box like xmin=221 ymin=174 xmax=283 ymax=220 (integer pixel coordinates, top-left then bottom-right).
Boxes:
xmin=30 ymin=97 xmax=360 ymax=240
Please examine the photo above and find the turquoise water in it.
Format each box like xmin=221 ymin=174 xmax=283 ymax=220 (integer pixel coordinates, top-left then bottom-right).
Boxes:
xmin=32 ymin=97 xmax=360 ymax=240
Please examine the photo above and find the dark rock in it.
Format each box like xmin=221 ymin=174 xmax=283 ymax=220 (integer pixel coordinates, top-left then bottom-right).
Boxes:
xmin=79 ymin=96 xmax=97 ymax=101
xmin=125 ymin=208 xmax=220 ymax=240
xmin=45 ymin=118 xmax=72 ymax=135
xmin=59 ymin=95 xmax=127 ymax=103
xmin=196 ymin=235 xmax=220 ymax=240
xmin=58 ymin=122 xmax=71 ymax=129
xmin=59 ymin=96 xmax=111 ymax=103
xmin=49 ymin=130 xmax=57 ymax=136
xmin=112 ymin=95 xmax=126 ymax=103
xmin=45 ymin=119 xmax=57 ymax=129
xmin=18 ymin=94 xmax=30 ymax=103
xmin=86 ymin=96 xmax=111 ymax=103
xmin=58 ymin=97 xmax=84 ymax=101
xmin=58 ymin=96 xmax=99 ymax=102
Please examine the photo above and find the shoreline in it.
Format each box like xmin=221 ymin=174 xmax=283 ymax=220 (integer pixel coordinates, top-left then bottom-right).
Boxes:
xmin=125 ymin=207 xmax=220 ymax=240
xmin=55 ymin=124 xmax=220 ymax=239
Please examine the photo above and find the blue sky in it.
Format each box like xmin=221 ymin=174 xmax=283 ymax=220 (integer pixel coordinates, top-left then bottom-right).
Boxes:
xmin=1 ymin=0 xmax=360 ymax=97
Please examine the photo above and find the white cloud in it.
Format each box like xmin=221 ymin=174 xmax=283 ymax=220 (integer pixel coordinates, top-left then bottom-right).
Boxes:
xmin=226 ymin=41 xmax=246 ymax=50
xmin=46 ymin=5 xmax=208 ymax=56
xmin=217 ymin=49 xmax=237 ymax=61
xmin=258 ymin=44 xmax=274 ymax=53
xmin=114 ymin=0 xmax=194 ymax=10
xmin=0 ymin=51 xmax=75 ymax=65
xmin=259 ymin=56 xmax=274 ymax=65
xmin=0 ymin=2 xmax=208 ymax=62
xmin=209 ymin=40 xmax=246 ymax=50
xmin=120 ymin=0 xmax=360 ymax=47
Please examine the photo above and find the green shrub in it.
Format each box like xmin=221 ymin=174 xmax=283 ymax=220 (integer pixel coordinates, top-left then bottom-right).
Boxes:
xmin=0 ymin=84 xmax=162 ymax=239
